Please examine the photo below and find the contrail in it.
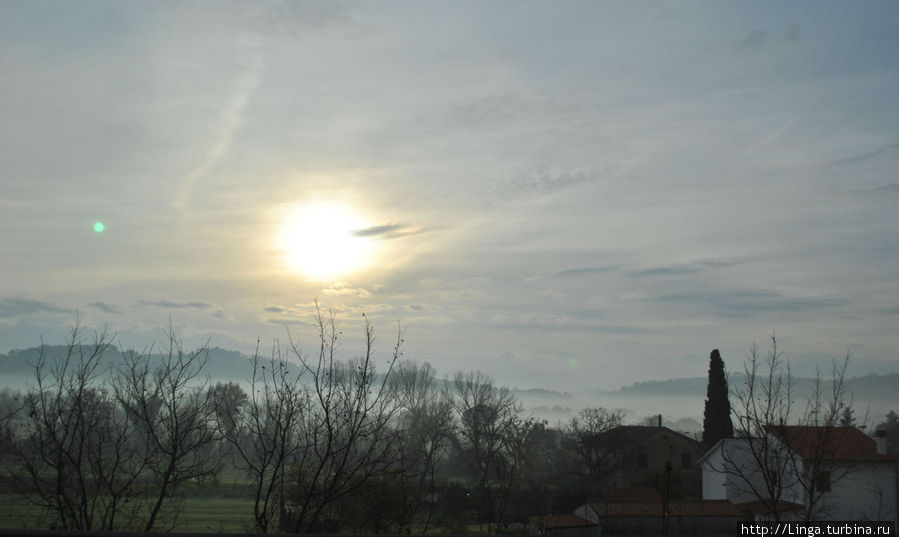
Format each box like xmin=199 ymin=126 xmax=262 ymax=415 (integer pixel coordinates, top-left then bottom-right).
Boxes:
xmin=173 ymin=36 xmax=265 ymax=216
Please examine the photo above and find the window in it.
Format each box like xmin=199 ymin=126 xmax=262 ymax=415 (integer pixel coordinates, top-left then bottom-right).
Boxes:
xmin=637 ymin=452 xmax=648 ymax=469
xmin=815 ymin=471 xmax=831 ymax=492
xmin=681 ymin=453 xmax=692 ymax=469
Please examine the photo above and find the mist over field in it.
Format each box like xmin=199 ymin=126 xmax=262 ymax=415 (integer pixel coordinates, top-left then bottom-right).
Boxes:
xmin=4 ymin=342 xmax=895 ymax=432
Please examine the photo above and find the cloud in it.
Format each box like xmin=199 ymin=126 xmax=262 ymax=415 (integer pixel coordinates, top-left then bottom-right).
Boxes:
xmin=451 ymin=93 xmax=539 ymax=129
xmin=352 ymin=223 xmax=423 ymax=240
xmin=0 ymin=298 xmax=68 ymax=319
xmin=266 ymin=317 xmax=309 ymax=327
xmin=627 ymin=260 xmax=739 ymax=278
xmin=650 ymin=289 xmax=849 ymax=318
xmin=136 ymin=300 xmax=212 ymax=309
xmin=628 ymin=265 xmax=702 ymax=277
xmin=264 ymin=306 xmax=285 ymax=313
xmin=321 ymin=283 xmax=372 ymax=298
xmin=782 ymin=21 xmax=800 ymax=42
xmin=740 ymin=29 xmax=769 ymax=50
xmin=484 ymin=311 xmax=649 ymax=335
xmin=851 ymin=182 xmax=899 ymax=195
xmin=89 ymin=301 xmax=120 ymax=314
xmin=829 ymin=142 xmax=899 ymax=169
xmin=172 ymin=32 xmax=264 ymax=214
xmin=555 ymin=266 xmax=617 ymax=278
xmin=493 ymin=166 xmax=595 ymax=200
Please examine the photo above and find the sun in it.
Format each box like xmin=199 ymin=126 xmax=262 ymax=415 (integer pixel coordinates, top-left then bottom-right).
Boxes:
xmin=277 ymin=201 xmax=375 ymax=280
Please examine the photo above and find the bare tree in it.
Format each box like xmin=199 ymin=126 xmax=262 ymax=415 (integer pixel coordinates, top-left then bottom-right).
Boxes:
xmin=782 ymin=353 xmax=854 ymax=521
xmin=213 ymin=341 xmax=306 ymax=533
xmin=114 ymin=327 xmax=219 ymax=531
xmin=0 ymin=323 xmax=146 ymax=530
xmin=566 ymin=407 xmax=625 ymax=495
xmin=452 ymin=371 xmax=531 ymax=535
xmin=282 ymin=305 xmax=404 ymax=533
xmin=714 ymin=334 xmax=856 ymax=521
xmin=391 ymin=361 xmax=455 ymax=533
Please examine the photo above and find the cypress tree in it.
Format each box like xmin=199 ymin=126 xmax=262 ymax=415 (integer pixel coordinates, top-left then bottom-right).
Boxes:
xmin=702 ymin=349 xmax=734 ymax=449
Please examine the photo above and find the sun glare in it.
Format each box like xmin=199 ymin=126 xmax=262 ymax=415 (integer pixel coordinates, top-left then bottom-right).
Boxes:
xmin=277 ymin=201 xmax=374 ymax=280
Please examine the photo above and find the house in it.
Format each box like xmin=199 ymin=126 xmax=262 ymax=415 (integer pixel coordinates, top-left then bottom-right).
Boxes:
xmin=528 ymin=514 xmax=600 ymax=537
xmin=700 ymin=425 xmax=899 ymax=523
xmin=599 ymin=421 xmax=702 ymax=499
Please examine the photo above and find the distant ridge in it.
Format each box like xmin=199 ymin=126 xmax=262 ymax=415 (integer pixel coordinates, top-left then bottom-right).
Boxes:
xmin=0 ymin=344 xmax=301 ymax=388
xmin=613 ymin=372 xmax=899 ymax=401
xmin=2 ymin=344 xmax=898 ymax=398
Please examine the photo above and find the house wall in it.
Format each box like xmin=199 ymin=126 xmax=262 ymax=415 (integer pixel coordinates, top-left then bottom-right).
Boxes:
xmin=702 ymin=438 xmax=804 ymax=505
xmin=703 ymin=437 xmax=899 ymax=524
xmin=574 ymin=504 xmax=596 ymax=523
xmin=701 ymin=448 xmax=728 ymax=500
xmin=814 ymin=462 xmax=898 ymax=521
xmin=608 ymin=427 xmax=702 ymax=498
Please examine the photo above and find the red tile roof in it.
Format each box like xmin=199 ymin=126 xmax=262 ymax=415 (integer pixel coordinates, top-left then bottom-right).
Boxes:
xmin=765 ymin=425 xmax=899 ymax=462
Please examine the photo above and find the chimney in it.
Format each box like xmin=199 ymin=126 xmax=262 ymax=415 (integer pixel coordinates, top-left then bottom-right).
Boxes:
xmin=874 ymin=427 xmax=888 ymax=455
xmin=658 ymin=414 xmax=662 ymax=428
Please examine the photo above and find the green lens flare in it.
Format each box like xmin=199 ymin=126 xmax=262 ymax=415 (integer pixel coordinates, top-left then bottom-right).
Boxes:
xmin=93 ymin=221 xmax=105 ymax=233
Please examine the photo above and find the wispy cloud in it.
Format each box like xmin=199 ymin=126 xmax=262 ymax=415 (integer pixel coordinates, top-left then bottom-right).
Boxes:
xmin=555 ymin=266 xmax=617 ymax=278
xmin=650 ymin=289 xmax=849 ymax=318
xmin=136 ymin=300 xmax=212 ymax=309
xmin=829 ymin=142 xmax=899 ymax=169
xmin=321 ymin=283 xmax=372 ymax=298
xmin=628 ymin=265 xmax=703 ymax=277
xmin=739 ymin=29 xmax=769 ymax=50
xmin=0 ymin=298 xmax=68 ymax=319
xmin=493 ymin=166 xmax=595 ymax=200
xmin=173 ymin=42 xmax=264 ymax=213
xmin=627 ymin=260 xmax=739 ymax=278
xmin=352 ymin=223 xmax=423 ymax=240
xmin=89 ymin=301 xmax=120 ymax=314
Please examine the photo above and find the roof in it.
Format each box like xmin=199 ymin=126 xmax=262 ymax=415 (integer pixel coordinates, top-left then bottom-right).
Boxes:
xmin=601 ymin=425 xmax=701 ymax=447
xmin=587 ymin=499 xmax=743 ymax=518
xmin=530 ymin=515 xmax=597 ymax=529
xmin=765 ymin=425 xmax=899 ymax=462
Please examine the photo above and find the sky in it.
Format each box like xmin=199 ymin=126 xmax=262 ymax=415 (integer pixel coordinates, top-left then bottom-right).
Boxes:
xmin=1 ymin=1 xmax=898 ymax=391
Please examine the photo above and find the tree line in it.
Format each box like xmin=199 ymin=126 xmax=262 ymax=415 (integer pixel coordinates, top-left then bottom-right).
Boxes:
xmin=0 ymin=308 xmax=634 ymax=534
xmin=3 ymin=314 xmax=895 ymax=532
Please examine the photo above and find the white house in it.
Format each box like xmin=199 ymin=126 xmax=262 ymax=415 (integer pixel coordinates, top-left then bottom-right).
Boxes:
xmin=700 ymin=425 xmax=899 ymax=523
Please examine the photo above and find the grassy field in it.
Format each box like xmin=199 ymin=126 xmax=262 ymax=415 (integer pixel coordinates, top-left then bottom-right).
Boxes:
xmin=0 ymin=469 xmax=259 ymax=532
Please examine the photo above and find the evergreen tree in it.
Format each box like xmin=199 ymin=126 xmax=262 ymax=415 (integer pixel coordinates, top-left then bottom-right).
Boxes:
xmin=838 ymin=407 xmax=855 ymax=427
xmin=702 ymin=349 xmax=734 ymax=449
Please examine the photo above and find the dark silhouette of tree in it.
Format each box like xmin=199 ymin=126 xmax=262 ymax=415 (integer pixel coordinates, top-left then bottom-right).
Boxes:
xmin=283 ymin=305 xmax=404 ymax=533
xmin=566 ymin=407 xmax=625 ymax=496
xmin=390 ymin=361 xmax=455 ymax=533
xmin=702 ymin=349 xmax=733 ymax=449
xmin=0 ymin=323 xmax=148 ymax=530
xmin=876 ymin=411 xmax=899 ymax=454
xmin=212 ymin=346 xmax=303 ymax=534
xmin=452 ymin=371 xmax=533 ymax=535
xmin=114 ymin=327 xmax=220 ymax=531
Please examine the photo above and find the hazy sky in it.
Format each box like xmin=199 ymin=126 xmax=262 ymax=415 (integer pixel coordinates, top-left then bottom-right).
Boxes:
xmin=2 ymin=1 xmax=898 ymax=390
